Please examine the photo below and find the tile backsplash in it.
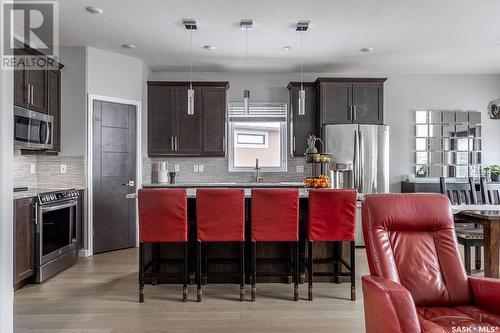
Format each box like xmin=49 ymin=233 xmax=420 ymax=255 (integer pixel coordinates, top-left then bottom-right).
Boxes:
xmin=143 ymin=157 xmax=312 ymax=184
xmin=13 ymin=151 xmax=85 ymax=189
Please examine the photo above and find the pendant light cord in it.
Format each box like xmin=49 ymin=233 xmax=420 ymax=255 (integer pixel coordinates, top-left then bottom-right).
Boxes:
xmin=300 ymin=30 xmax=304 ymax=90
xmin=189 ymin=28 xmax=193 ymax=90
xmin=245 ymin=28 xmax=248 ymax=91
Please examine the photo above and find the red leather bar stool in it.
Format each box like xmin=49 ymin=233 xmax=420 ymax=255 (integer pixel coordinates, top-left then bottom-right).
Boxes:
xmin=251 ymin=189 xmax=300 ymax=301
xmin=196 ymin=188 xmax=246 ymax=302
xmin=138 ymin=188 xmax=188 ymax=303
xmin=306 ymin=189 xmax=357 ymax=301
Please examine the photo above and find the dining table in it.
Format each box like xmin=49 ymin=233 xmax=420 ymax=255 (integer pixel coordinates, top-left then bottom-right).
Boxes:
xmin=452 ymin=205 xmax=500 ymax=278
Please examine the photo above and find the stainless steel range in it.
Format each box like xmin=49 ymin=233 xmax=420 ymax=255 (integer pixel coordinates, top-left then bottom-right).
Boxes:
xmin=36 ymin=189 xmax=79 ymax=282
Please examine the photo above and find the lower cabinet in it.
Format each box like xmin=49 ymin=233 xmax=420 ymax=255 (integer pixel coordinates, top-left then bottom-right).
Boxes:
xmin=13 ymin=197 xmax=35 ymax=289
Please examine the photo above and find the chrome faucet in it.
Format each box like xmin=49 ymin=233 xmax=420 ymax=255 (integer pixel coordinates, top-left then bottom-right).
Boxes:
xmin=254 ymin=158 xmax=263 ymax=183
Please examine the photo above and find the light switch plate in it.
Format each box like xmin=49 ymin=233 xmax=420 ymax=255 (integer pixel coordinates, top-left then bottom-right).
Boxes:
xmin=296 ymin=165 xmax=304 ymax=173
xmin=199 ymin=165 xmax=204 ymax=172
xmin=60 ymin=164 xmax=67 ymax=174
xmin=193 ymin=165 xmax=199 ymax=173
xmin=175 ymin=164 xmax=180 ymax=172
xmin=30 ymin=164 xmax=36 ymax=174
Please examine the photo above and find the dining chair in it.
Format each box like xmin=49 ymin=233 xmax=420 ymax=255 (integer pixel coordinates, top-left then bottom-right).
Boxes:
xmin=440 ymin=177 xmax=484 ymax=275
xmin=480 ymin=177 xmax=500 ymax=205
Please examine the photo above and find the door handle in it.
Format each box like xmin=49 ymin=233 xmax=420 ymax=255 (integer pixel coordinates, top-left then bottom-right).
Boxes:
xmin=170 ymin=136 xmax=174 ymax=151
xmin=353 ymin=105 xmax=357 ymax=122
xmin=349 ymin=105 xmax=353 ymax=121
xmin=174 ymin=137 xmax=178 ymax=151
xmin=122 ymin=181 xmax=135 ymax=187
xmin=31 ymin=85 xmax=34 ymax=104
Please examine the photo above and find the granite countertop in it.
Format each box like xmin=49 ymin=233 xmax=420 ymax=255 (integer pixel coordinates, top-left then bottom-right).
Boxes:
xmin=142 ymin=182 xmax=306 ymax=188
xmin=13 ymin=186 xmax=85 ymax=200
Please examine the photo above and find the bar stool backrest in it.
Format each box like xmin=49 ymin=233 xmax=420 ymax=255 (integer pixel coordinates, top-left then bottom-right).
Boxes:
xmin=138 ymin=188 xmax=188 ymax=243
xmin=196 ymin=188 xmax=245 ymax=242
xmin=308 ymin=189 xmax=357 ymax=242
xmin=251 ymin=188 xmax=299 ymax=242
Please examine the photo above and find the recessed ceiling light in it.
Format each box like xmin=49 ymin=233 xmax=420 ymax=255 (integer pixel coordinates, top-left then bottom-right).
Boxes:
xmin=86 ymin=6 xmax=103 ymax=14
xmin=203 ymin=45 xmax=216 ymax=50
xmin=282 ymin=46 xmax=292 ymax=52
xmin=360 ymin=47 xmax=374 ymax=53
xmin=121 ymin=44 xmax=136 ymax=49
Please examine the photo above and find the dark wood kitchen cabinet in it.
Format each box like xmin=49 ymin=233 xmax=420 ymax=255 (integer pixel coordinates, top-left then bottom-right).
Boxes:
xmin=315 ymin=78 xmax=386 ymax=127
xmin=287 ymin=82 xmax=317 ymax=157
xmin=201 ymin=86 xmax=227 ymax=157
xmin=14 ymin=68 xmax=47 ymax=114
xmin=13 ymin=197 xmax=35 ymax=289
xmin=47 ymin=70 xmax=61 ymax=152
xmin=147 ymin=81 xmax=229 ymax=157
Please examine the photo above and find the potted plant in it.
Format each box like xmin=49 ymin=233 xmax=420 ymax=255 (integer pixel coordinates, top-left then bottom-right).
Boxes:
xmin=490 ymin=165 xmax=500 ymax=182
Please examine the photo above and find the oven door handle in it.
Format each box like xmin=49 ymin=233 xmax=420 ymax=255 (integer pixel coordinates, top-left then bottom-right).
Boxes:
xmin=40 ymin=200 xmax=77 ymax=212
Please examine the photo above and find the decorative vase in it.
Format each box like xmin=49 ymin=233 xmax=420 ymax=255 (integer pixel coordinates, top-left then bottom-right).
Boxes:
xmin=157 ymin=162 xmax=169 ymax=183
xmin=492 ymin=174 xmax=499 ymax=182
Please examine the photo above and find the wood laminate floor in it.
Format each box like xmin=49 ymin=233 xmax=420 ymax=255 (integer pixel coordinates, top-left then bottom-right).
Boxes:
xmin=14 ymin=246 xmax=483 ymax=333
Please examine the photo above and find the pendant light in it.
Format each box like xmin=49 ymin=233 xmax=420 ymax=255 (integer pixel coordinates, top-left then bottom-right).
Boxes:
xmin=184 ymin=19 xmax=197 ymax=115
xmin=296 ymin=21 xmax=309 ymax=116
xmin=241 ymin=20 xmax=253 ymax=114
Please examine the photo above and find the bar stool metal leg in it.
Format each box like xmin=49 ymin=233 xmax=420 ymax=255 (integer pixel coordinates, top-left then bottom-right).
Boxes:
xmin=251 ymin=241 xmax=256 ymax=302
xmin=139 ymin=242 xmax=145 ymax=303
xmin=197 ymin=241 xmax=202 ymax=302
xmin=350 ymin=241 xmax=356 ymax=301
xmin=183 ymin=242 xmax=188 ymax=302
xmin=240 ymin=241 xmax=245 ymax=302
xmin=294 ymin=241 xmax=299 ymax=301
xmin=308 ymin=240 xmax=313 ymax=301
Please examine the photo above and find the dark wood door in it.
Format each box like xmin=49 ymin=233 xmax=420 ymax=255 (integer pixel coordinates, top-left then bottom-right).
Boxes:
xmin=13 ymin=197 xmax=35 ymax=286
xmin=201 ymin=86 xmax=226 ymax=156
xmin=47 ymin=70 xmax=61 ymax=151
xmin=352 ymin=83 xmax=383 ymax=124
xmin=26 ymin=70 xmax=47 ymax=114
xmin=14 ymin=69 xmax=28 ymax=108
xmin=288 ymin=83 xmax=317 ymax=157
xmin=93 ymin=101 xmax=136 ymax=254
xmin=173 ymin=86 xmax=201 ymax=155
xmin=320 ymin=82 xmax=353 ymax=124
xmin=148 ymin=86 xmax=174 ymax=156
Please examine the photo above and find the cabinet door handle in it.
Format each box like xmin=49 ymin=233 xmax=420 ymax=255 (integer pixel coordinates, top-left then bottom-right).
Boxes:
xmin=31 ymin=85 xmax=34 ymax=104
xmin=174 ymin=137 xmax=178 ymax=151
xmin=27 ymin=84 xmax=31 ymax=104
xmin=353 ymin=105 xmax=357 ymax=121
xmin=222 ymin=137 xmax=225 ymax=150
xmin=170 ymin=137 xmax=174 ymax=151
xmin=348 ymin=105 xmax=353 ymax=120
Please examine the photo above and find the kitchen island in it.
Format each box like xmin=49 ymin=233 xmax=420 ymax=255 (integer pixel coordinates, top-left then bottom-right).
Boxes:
xmin=140 ymin=183 xmax=353 ymax=285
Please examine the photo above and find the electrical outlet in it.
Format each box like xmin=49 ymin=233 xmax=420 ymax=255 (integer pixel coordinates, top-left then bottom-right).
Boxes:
xmin=193 ymin=165 xmax=199 ymax=173
xmin=296 ymin=165 xmax=304 ymax=173
xmin=60 ymin=164 xmax=67 ymax=174
xmin=30 ymin=164 xmax=36 ymax=174
xmin=199 ymin=165 xmax=204 ymax=173
xmin=174 ymin=164 xmax=180 ymax=172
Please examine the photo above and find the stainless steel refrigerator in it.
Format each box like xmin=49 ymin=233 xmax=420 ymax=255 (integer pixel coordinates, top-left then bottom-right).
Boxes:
xmin=323 ymin=124 xmax=389 ymax=245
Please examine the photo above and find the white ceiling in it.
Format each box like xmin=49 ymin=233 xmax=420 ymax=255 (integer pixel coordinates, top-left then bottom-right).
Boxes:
xmin=58 ymin=0 xmax=500 ymax=73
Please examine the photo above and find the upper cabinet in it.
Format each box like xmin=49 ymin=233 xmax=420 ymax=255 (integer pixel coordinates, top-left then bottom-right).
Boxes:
xmin=147 ymin=81 xmax=229 ymax=157
xmin=315 ymin=78 xmax=386 ymax=126
xmin=287 ymin=82 xmax=317 ymax=157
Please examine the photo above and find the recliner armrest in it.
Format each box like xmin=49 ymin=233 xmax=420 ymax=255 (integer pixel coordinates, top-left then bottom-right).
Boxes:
xmin=469 ymin=276 xmax=500 ymax=315
xmin=362 ymin=276 xmax=421 ymax=333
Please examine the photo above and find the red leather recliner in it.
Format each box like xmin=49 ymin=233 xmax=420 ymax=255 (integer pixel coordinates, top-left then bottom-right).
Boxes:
xmin=362 ymin=193 xmax=500 ymax=333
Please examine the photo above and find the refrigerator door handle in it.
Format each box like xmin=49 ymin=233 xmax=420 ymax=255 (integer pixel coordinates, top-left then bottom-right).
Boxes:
xmin=353 ymin=129 xmax=359 ymax=189
xmin=359 ymin=129 xmax=364 ymax=193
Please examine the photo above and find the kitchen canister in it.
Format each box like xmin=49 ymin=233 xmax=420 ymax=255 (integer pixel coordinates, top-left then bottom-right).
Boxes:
xmin=157 ymin=162 xmax=169 ymax=183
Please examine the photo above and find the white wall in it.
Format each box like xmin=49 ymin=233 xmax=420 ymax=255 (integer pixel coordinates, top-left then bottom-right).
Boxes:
xmin=59 ymin=46 xmax=87 ymax=155
xmin=151 ymin=71 xmax=500 ymax=192
xmin=86 ymin=47 xmax=143 ymax=101
xmin=0 ymin=67 xmax=14 ymax=333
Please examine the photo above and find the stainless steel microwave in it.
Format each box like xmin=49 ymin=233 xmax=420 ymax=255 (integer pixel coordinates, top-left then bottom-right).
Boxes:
xmin=14 ymin=107 xmax=53 ymax=150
